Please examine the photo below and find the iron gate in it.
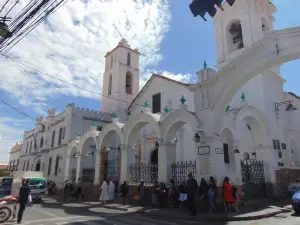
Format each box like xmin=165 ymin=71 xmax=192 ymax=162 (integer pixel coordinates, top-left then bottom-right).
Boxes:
xmin=129 ymin=163 xmax=158 ymax=184
xmin=171 ymin=160 xmax=197 ymax=185
xmin=241 ymin=159 xmax=267 ymax=200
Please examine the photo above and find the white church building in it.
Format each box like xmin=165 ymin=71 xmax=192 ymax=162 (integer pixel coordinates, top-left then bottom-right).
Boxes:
xmin=18 ymin=0 xmax=300 ymax=199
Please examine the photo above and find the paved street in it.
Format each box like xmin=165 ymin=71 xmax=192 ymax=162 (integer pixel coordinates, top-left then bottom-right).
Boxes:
xmin=3 ymin=198 xmax=300 ymax=225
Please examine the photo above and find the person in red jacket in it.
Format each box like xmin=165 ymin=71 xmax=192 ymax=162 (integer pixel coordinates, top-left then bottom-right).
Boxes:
xmin=223 ymin=177 xmax=238 ymax=212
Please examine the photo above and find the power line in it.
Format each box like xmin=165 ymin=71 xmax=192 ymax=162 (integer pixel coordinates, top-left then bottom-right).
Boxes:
xmin=2 ymin=53 xmax=183 ymax=111
xmin=0 ymin=99 xmax=35 ymax=120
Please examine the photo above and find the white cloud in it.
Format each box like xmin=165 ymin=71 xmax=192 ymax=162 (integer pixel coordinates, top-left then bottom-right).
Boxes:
xmin=0 ymin=0 xmax=171 ymax=111
xmin=0 ymin=117 xmax=25 ymax=162
xmin=141 ymin=69 xmax=196 ymax=88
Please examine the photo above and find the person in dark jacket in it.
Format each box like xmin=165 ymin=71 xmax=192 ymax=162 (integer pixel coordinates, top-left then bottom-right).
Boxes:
xmin=120 ymin=181 xmax=129 ymax=205
xmin=17 ymin=179 xmax=32 ymax=224
xmin=198 ymin=178 xmax=209 ymax=212
xmin=186 ymin=173 xmax=197 ymax=216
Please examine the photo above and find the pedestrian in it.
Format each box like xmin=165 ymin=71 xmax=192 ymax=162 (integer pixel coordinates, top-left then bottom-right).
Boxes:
xmin=17 ymin=179 xmax=32 ymax=224
xmin=138 ymin=180 xmax=146 ymax=206
xmin=208 ymin=176 xmax=217 ymax=212
xmin=63 ymin=180 xmax=69 ymax=202
xmin=178 ymin=181 xmax=187 ymax=208
xmin=198 ymin=178 xmax=209 ymax=212
xmin=120 ymin=181 xmax=129 ymax=205
xmin=168 ymin=179 xmax=178 ymax=208
xmin=76 ymin=178 xmax=83 ymax=202
xmin=108 ymin=180 xmax=115 ymax=201
xmin=99 ymin=180 xmax=109 ymax=203
xmin=186 ymin=173 xmax=197 ymax=216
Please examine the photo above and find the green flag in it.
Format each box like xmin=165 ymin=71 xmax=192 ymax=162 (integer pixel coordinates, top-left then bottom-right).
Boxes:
xmin=225 ymin=106 xmax=230 ymax=112
xmin=241 ymin=92 xmax=246 ymax=101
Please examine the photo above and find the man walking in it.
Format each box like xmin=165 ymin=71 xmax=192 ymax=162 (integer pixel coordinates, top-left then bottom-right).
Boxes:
xmin=17 ymin=179 xmax=32 ymax=224
xmin=186 ymin=173 xmax=197 ymax=216
xmin=120 ymin=181 xmax=129 ymax=205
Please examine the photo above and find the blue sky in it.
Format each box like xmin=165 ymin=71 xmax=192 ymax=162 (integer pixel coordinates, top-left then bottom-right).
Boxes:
xmin=0 ymin=0 xmax=299 ymax=162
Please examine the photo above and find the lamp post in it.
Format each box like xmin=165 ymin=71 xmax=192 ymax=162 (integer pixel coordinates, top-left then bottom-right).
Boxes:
xmin=275 ymin=100 xmax=297 ymax=117
xmin=194 ymin=133 xmax=201 ymax=143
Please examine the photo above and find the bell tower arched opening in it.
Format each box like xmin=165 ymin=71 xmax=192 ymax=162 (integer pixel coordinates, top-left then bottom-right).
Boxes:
xmin=227 ymin=20 xmax=244 ymax=54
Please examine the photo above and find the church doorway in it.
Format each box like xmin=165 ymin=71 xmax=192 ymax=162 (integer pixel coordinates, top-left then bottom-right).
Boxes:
xmin=150 ymin=143 xmax=158 ymax=164
xmin=35 ymin=161 xmax=41 ymax=171
xmin=150 ymin=149 xmax=158 ymax=164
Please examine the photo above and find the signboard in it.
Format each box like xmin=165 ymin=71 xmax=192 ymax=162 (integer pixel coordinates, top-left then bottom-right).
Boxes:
xmin=199 ymin=155 xmax=210 ymax=174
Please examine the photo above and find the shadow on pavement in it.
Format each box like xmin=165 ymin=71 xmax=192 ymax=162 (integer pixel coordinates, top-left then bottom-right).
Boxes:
xmin=36 ymin=198 xmax=131 ymax=218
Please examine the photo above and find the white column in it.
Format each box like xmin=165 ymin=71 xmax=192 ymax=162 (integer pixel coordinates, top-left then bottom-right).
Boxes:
xmin=64 ymin=156 xmax=70 ymax=181
xmin=120 ymin=147 xmax=129 ymax=183
xmin=234 ymin=152 xmax=243 ymax=185
xmin=75 ymin=156 xmax=81 ymax=182
xmin=158 ymin=144 xmax=168 ymax=183
xmin=256 ymin=146 xmax=276 ymax=183
xmin=93 ymin=151 xmax=101 ymax=185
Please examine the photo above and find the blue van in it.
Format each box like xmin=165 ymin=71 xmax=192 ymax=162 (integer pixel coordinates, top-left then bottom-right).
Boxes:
xmin=0 ymin=176 xmax=13 ymax=197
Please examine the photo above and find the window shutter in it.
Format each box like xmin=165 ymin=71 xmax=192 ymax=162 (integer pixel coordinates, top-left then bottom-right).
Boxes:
xmin=273 ymin=139 xmax=277 ymax=149
xmin=223 ymin=143 xmax=230 ymax=163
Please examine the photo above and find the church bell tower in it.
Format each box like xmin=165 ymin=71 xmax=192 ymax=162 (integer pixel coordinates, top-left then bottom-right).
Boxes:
xmin=101 ymin=39 xmax=140 ymax=118
xmin=213 ymin=0 xmax=276 ymax=69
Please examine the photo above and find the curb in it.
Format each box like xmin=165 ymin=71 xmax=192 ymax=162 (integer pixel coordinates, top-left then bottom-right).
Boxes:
xmin=142 ymin=208 xmax=292 ymax=222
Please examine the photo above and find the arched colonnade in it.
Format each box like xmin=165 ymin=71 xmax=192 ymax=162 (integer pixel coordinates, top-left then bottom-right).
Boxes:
xmin=64 ymin=104 xmax=203 ymax=185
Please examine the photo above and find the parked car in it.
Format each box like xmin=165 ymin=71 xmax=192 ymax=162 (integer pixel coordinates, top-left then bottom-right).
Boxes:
xmin=292 ymin=191 xmax=300 ymax=214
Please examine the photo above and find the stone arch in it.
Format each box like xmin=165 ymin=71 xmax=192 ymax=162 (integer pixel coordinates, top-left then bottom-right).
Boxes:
xmin=221 ymin=128 xmax=235 ymax=169
xmin=124 ymin=112 xmax=161 ymax=147
xmin=98 ymin=122 xmax=124 ymax=150
xmin=125 ymin=71 xmax=133 ymax=94
xmin=78 ymin=130 xmax=99 ymax=154
xmin=235 ymin=106 xmax=272 ymax=146
xmin=66 ymin=140 xmax=79 ymax=157
xmin=226 ymin=19 xmax=244 ymax=53
xmin=161 ymin=108 xmax=202 ymax=142
xmin=212 ymin=27 xmax=300 ymax=134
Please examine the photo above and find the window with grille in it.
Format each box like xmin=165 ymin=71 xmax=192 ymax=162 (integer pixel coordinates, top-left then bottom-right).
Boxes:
xmin=152 ymin=93 xmax=161 ymax=113
xmin=108 ymin=75 xmax=112 ymax=95
xmin=110 ymin=55 xmax=113 ymax=68
xmin=125 ymin=72 xmax=132 ymax=94
xmin=58 ymin=128 xmax=62 ymax=145
xmin=54 ymin=156 xmax=60 ymax=176
xmin=29 ymin=141 xmax=32 ymax=153
xmin=223 ymin=143 xmax=230 ymax=163
xmin=48 ymin=158 xmax=52 ymax=175
xmin=62 ymin=127 xmax=65 ymax=139
xmin=51 ymin=130 xmax=55 ymax=147
xmin=40 ymin=137 xmax=44 ymax=148
xmin=127 ymin=52 xmax=131 ymax=65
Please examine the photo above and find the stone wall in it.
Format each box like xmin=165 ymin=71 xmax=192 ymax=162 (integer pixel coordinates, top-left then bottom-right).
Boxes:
xmin=275 ymin=168 xmax=300 ymax=197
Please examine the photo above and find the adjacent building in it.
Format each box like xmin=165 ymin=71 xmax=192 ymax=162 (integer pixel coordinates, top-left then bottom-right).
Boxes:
xmin=8 ymin=142 xmax=22 ymax=171
xmin=18 ymin=104 xmax=114 ymax=187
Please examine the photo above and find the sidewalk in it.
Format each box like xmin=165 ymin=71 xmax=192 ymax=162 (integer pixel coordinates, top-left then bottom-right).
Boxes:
xmin=142 ymin=206 xmax=292 ymax=222
xmin=51 ymin=195 xmax=293 ymax=221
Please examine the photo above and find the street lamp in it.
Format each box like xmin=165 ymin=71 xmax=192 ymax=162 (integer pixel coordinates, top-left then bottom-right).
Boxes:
xmin=172 ymin=137 xmax=178 ymax=144
xmin=72 ymin=152 xmax=78 ymax=158
xmin=275 ymin=100 xmax=297 ymax=117
xmin=193 ymin=133 xmax=201 ymax=143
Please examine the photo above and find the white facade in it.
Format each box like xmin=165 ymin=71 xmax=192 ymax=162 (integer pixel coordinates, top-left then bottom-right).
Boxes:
xmin=18 ymin=104 xmax=113 ymax=187
xmin=13 ymin=0 xmax=300 ymax=195
xmin=9 ymin=142 xmax=22 ymax=171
